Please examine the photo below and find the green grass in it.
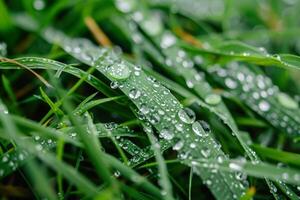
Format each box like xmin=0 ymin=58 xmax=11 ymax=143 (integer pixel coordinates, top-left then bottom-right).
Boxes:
xmin=0 ymin=0 xmax=300 ymax=199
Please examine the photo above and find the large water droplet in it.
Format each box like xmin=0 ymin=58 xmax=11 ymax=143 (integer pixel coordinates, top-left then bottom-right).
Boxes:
xmin=160 ymin=32 xmax=176 ymax=49
xmin=192 ymin=121 xmax=206 ymax=137
xmin=129 ymin=88 xmax=141 ymax=99
xmin=277 ymin=93 xmax=298 ymax=109
xmin=141 ymin=14 xmax=163 ymax=36
xmin=160 ymin=128 xmax=174 ymax=140
xmin=149 ymin=113 xmax=161 ymax=125
xmin=33 ymin=0 xmax=45 ymax=10
xmin=173 ymin=140 xmax=184 ymax=151
xmin=225 ymin=78 xmax=238 ymax=89
xmin=229 ymin=162 xmax=243 ymax=171
xmin=205 ymin=94 xmax=221 ymax=105
xmin=140 ymin=104 xmax=150 ymax=114
xmin=107 ymin=63 xmax=131 ymax=80
xmin=201 ymin=147 xmax=211 ymax=158
xmin=115 ymin=0 xmax=136 ymax=13
xmin=199 ymin=120 xmax=211 ymax=133
xmin=178 ymin=108 xmax=196 ymax=124
xmin=258 ymin=100 xmax=270 ymax=112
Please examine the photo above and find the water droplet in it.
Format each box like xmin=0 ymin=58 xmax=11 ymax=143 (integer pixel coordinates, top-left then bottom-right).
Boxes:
xmin=0 ymin=42 xmax=7 ymax=57
xmin=190 ymin=143 xmax=196 ymax=148
xmin=160 ymin=128 xmax=174 ymax=140
xmin=173 ymin=140 xmax=184 ymax=150
xmin=178 ymin=108 xmax=196 ymax=124
xmin=282 ymin=173 xmax=289 ymax=180
xmin=141 ymin=14 xmax=163 ymax=36
xmin=0 ymin=105 xmax=8 ymax=114
xmin=107 ymin=63 xmax=131 ymax=80
xmin=277 ymin=93 xmax=298 ymax=109
xmin=217 ymin=155 xmax=224 ymax=163
xmin=160 ymin=32 xmax=176 ymax=49
xmin=110 ymin=81 xmax=119 ymax=89
xmin=205 ymin=94 xmax=221 ymax=105
xmin=149 ymin=113 xmax=160 ymax=125
xmin=225 ymin=78 xmax=238 ymax=89
xmin=273 ymin=54 xmax=281 ymax=61
xmin=186 ymin=79 xmax=194 ymax=88
xmin=198 ymin=120 xmax=211 ymax=133
xmin=258 ymin=100 xmax=270 ymax=112
xmin=194 ymin=55 xmax=203 ymax=65
xmin=229 ymin=162 xmax=243 ymax=171
xmin=115 ymin=0 xmax=136 ymax=13
xmin=201 ymin=147 xmax=211 ymax=158
xmin=129 ymin=88 xmax=141 ymax=99
xmin=2 ymin=156 xmax=8 ymax=162
xmin=140 ymin=104 xmax=150 ymax=115
xmin=33 ymin=0 xmax=45 ymax=10
xmin=192 ymin=121 xmax=206 ymax=137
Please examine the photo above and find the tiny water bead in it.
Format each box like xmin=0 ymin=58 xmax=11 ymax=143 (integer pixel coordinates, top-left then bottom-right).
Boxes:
xmin=277 ymin=93 xmax=298 ymax=109
xmin=205 ymin=94 xmax=221 ymax=105
xmin=178 ymin=107 xmax=196 ymax=124
xmin=107 ymin=63 xmax=132 ymax=80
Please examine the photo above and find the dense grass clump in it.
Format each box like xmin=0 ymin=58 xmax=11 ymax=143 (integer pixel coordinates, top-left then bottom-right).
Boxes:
xmin=0 ymin=0 xmax=300 ymax=199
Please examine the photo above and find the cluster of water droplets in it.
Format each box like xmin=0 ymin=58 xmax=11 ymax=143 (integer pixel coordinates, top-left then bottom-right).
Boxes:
xmin=209 ymin=62 xmax=300 ymax=135
xmin=43 ymin=27 xmax=107 ymax=66
xmin=40 ymin=26 xmax=248 ymax=199
xmin=0 ymin=149 xmax=29 ymax=177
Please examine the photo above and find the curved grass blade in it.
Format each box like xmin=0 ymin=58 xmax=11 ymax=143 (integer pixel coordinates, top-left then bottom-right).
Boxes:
xmin=207 ymin=62 xmax=300 ymax=136
xmin=182 ymin=40 xmax=300 ymax=71
xmin=39 ymin=26 xmax=248 ymax=200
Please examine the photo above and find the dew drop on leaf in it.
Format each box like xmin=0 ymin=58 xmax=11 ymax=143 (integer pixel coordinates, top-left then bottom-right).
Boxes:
xmin=178 ymin=108 xmax=196 ymax=124
xmin=140 ymin=104 xmax=150 ymax=114
xmin=201 ymin=147 xmax=211 ymax=158
xmin=192 ymin=121 xmax=205 ymax=137
xmin=190 ymin=143 xmax=196 ymax=148
xmin=199 ymin=120 xmax=211 ymax=133
xmin=141 ymin=14 xmax=163 ymax=36
xmin=110 ymin=81 xmax=119 ymax=89
xmin=258 ymin=100 xmax=270 ymax=112
xmin=107 ymin=63 xmax=131 ymax=80
xmin=160 ymin=32 xmax=176 ymax=49
xmin=173 ymin=140 xmax=184 ymax=151
xmin=129 ymin=88 xmax=141 ymax=99
xmin=229 ymin=162 xmax=243 ymax=171
xmin=205 ymin=94 xmax=221 ymax=105
xmin=160 ymin=128 xmax=174 ymax=140
xmin=115 ymin=0 xmax=136 ymax=13
xmin=225 ymin=78 xmax=238 ymax=89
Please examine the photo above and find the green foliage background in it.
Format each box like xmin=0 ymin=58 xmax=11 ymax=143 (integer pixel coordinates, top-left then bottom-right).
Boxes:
xmin=0 ymin=0 xmax=300 ymax=199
